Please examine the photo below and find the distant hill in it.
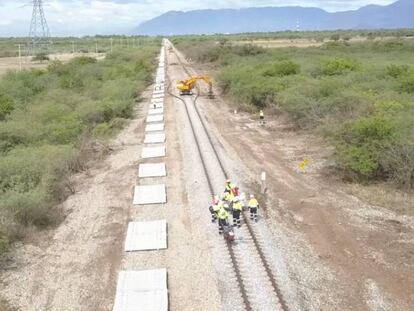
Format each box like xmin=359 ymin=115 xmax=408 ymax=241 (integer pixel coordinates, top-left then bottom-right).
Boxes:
xmin=134 ymin=0 xmax=414 ymax=35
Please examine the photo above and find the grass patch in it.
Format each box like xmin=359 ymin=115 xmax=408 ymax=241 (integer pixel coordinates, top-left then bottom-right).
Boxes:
xmin=0 ymin=42 xmax=159 ymax=254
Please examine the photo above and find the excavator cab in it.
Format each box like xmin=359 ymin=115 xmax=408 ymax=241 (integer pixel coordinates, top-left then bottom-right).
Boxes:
xmin=176 ymin=75 xmax=214 ymax=98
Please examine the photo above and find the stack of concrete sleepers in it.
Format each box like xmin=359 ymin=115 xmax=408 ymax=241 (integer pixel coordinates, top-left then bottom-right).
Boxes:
xmin=113 ymin=44 xmax=168 ymax=311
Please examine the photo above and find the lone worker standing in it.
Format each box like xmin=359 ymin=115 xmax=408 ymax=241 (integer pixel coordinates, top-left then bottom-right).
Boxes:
xmin=248 ymin=194 xmax=260 ymax=222
xmin=259 ymin=110 xmax=265 ymax=125
xmin=217 ymin=204 xmax=230 ymax=234
xmin=232 ymin=197 xmax=243 ymax=228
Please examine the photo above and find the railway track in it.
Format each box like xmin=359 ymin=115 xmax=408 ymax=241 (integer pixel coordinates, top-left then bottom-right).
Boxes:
xmin=166 ymin=41 xmax=289 ymax=311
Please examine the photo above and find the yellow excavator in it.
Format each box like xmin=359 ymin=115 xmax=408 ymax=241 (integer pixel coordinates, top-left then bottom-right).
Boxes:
xmin=176 ymin=75 xmax=213 ymax=98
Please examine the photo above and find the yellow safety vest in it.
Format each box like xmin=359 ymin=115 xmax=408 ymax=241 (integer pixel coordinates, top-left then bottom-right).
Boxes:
xmin=224 ymin=192 xmax=234 ymax=202
xmin=233 ymin=201 xmax=243 ymax=211
xmin=225 ymin=183 xmax=235 ymax=191
xmin=217 ymin=208 xmax=229 ymax=220
xmin=213 ymin=201 xmax=223 ymax=213
xmin=248 ymin=198 xmax=259 ymax=208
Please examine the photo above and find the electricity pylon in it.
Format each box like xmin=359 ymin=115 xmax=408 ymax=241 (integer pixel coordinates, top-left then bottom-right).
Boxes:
xmin=28 ymin=0 xmax=51 ymax=55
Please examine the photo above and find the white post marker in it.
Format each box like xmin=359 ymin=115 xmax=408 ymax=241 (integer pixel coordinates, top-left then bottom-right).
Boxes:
xmin=260 ymin=171 xmax=266 ymax=194
xmin=17 ymin=44 xmax=22 ymax=71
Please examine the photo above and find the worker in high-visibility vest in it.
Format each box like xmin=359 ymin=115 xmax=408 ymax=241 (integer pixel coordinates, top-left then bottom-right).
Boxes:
xmin=217 ymin=204 xmax=230 ymax=234
xmin=232 ymin=197 xmax=243 ymax=228
xmin=248 ymin=194 xmax=260 ymax=222
xmin=224 ymin=179 xmax=239 ymax=197
xmin=209 ymin=195 xmax=222 ymax=223
xmin=259 ymin=110 xmax=265 ymax=125
xmin=223 ymin=191 xmax=234 ymax=206
xmin=224 ymin=179 xmax=234 ymax=193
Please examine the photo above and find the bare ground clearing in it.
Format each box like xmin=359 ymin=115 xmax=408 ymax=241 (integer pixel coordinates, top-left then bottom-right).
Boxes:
xmin=233 ymin=36 xmax=414 ymax=48
xmin=0 ymin=53 xmax=105 ymax=76
xmin=175 ymin=46 xmax=414 ymax=310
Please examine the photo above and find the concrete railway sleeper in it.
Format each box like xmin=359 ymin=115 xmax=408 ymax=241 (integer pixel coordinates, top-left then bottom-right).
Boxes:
xmin=166 ymin=41 xmax=289 ymax=311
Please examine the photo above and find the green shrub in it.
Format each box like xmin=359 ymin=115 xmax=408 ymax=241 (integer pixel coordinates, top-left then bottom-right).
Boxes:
xmin=339 ymin=145 xmax=379 ymax=178
xmin=0 ymin=93 xmax=14 ymax=120
xmin=71 ymin=56 xmax=97 ymax=65
xmin=330 ymin=34 xmax=341 ymax=41
xmin=0 ymin=233 xmax=8 ymax=254
xmin=335 ymin=116 xmax=396 ymax=179
xmin=264 ymin=60 xmax=300 ymax=77
xmin=386 ymin=64 xmax=410 ymax=78
xmin=231 ymin=44 xmax=265 ymax=56
xmin=0 ymin=44 xmax=158 ymax=245
xmin=1 ymin=189 xmax=53 ymax=226
xmin=322 ymin=58 xmax=360 ymax=76
xmin=399 ymin=72 xmax=414 ymax=93
xmin=33 ymin=52 xmax=49 ymax=61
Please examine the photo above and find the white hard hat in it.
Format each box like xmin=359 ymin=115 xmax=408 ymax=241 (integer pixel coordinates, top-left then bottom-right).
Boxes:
xmin=250 ymin=194 xmax=254 ymax=198
xmin=223 ymin=203 xmax=229 ymax=208
xmin=226 ymin=179 xmax=231 ymax=183
xmin=234 ymin=197 xmax=239 ymax=202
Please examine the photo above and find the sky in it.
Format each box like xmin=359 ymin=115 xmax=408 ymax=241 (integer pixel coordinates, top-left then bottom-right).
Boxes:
xmin=0 ymin=0 xmax=397 ymax=36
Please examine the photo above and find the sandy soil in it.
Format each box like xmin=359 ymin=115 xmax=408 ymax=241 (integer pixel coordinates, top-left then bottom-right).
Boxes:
xmin=174 ymin=46 xmax=414 ymax=309
xmin=0 ymin=53 xmax=105 ymax=76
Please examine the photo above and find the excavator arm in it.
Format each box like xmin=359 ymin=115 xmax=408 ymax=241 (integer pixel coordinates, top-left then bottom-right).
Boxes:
xmin=177 ymin=75 xmax=213 ymax=97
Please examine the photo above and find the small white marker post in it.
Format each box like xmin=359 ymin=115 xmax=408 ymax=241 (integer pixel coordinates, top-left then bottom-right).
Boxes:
xmin=260 ymin=171 xmax=266 ymax=194
xmin=16 ymin=44 xmax=22 ymax=71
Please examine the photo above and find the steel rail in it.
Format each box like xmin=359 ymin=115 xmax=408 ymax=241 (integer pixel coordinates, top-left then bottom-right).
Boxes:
xmin=166 ymin=42 xmax=289 ymax=311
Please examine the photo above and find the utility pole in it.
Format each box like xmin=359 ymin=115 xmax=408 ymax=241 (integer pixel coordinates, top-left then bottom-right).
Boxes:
xmin=110 ymin=37 xmax=113 ymax=53
xmin=70 ymin=40 xmax=75 ymax=53
xmin=16 ymin=44 xmax=22 ymax=71
xmin=296 ymin=20 xmax=301 ymax=32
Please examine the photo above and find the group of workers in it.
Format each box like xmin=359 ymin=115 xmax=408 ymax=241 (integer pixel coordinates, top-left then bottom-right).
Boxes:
xmin=209 ymin=179 xmax=260 ymax=235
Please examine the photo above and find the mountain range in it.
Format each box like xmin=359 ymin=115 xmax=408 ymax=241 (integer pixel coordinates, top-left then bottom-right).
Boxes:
xmin=135 ymin=0 xmax=414 ymax=35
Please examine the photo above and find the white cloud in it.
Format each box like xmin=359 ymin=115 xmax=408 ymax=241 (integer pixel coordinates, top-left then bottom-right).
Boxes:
xmin=0 ymin=0 xmax=398 ymax=36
